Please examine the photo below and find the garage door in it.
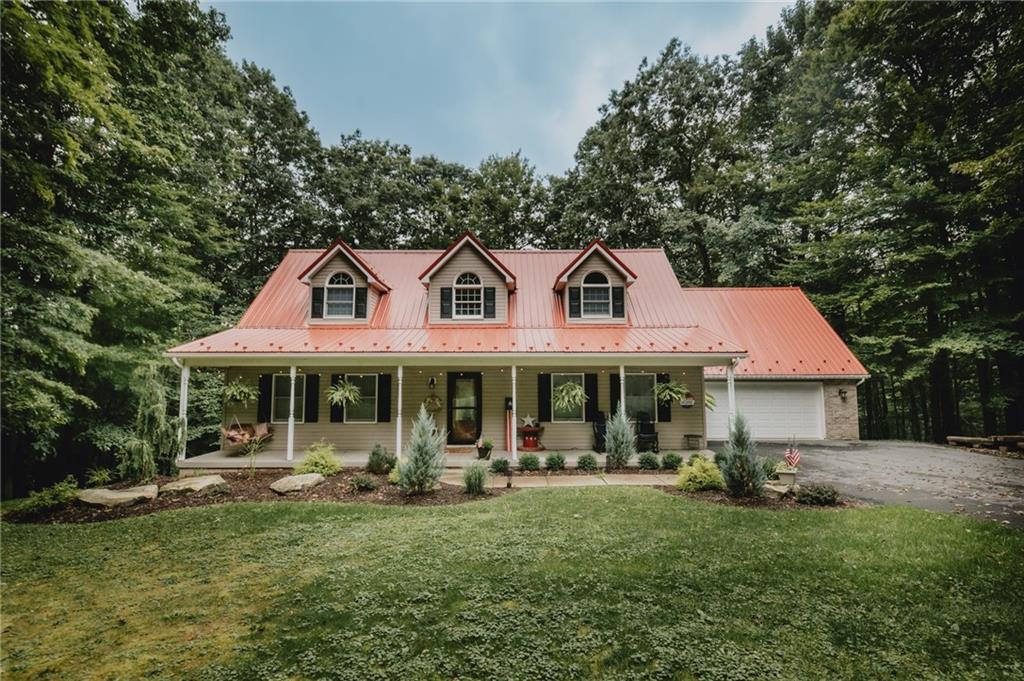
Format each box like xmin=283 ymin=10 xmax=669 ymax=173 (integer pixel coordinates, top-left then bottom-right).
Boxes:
xmin=706 ymin=382 xmax=824 ymax=440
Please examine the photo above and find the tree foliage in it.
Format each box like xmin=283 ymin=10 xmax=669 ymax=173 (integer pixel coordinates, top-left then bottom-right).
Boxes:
xmin=2 ymin=0 xmax=1022 ymax=494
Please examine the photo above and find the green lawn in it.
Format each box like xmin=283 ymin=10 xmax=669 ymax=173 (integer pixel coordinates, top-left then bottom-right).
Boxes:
xmin=2 ymin=488 xmax=1022 ymax=680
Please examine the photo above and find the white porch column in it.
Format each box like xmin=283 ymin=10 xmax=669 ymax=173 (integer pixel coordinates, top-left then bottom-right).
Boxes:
xmin=395 ymin=365 xmax=404 ymax=460
xmin=286 ymin=365 xmax=297 ymax=461
xmin=177 ymin=364 xmax=190 ymax=461
xmin=618 ymin=364 xmax=626 ymax=415
xmin=510 ymin=364 xmax=518 ymax=463
xmin=726 ymin=361 xmax=737 ymax=433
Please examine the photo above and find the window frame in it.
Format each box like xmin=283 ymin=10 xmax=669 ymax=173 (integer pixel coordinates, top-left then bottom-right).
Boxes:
xmin=550 ymin=372 xmax=586 ymax=423
xmin=270 ymin=373 xmax=306 ymax=424
xmin=624 ymin=372 xmax=657 ymax=423
xmin=453 ymin=271 xmax=484 ymax=319
xmin=324 ymin=271 xmax=356 ymax=319
xmin=580 ymin=270 xmax=612 ymax=318
xmin=343 ymin=373 xmax=378 ymax=424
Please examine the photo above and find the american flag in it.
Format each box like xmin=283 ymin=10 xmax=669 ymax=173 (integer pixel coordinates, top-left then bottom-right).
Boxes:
xmin=784 ymin=439 xmax=801 ymax=468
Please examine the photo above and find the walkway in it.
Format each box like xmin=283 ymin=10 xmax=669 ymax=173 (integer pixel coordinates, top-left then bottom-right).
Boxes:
xmin=440 ymin=472 xmax=677 ymax=488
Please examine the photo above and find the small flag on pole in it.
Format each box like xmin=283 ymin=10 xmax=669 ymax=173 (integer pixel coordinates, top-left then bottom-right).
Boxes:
xmin=784 ymin=437 xmax=801 ymax=468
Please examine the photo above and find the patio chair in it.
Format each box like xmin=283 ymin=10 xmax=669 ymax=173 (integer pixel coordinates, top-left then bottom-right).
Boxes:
xmin=635 ymin=412 xmax=659 ymax=453
xmin=592 ymin=411 xmax=607 ymax=453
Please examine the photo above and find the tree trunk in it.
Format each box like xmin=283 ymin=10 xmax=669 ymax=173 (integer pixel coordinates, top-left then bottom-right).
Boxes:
xmin=926 ymin=304 xmax=957 ymax=441
xmin=976 ymin=356 xmax=996 ymax=435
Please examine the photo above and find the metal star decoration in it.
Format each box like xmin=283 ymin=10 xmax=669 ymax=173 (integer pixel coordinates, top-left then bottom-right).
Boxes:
xmin=520 ymin=414 xmax=537 ymax=427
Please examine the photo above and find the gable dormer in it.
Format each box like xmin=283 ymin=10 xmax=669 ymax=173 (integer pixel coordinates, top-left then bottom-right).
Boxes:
xmin=297 ymin=239 xmax=390 ymax=324
xmin=553 ymin=239 xmax=637 ymax=323
xmin=418 ymin=231 xmax=516 ymax=324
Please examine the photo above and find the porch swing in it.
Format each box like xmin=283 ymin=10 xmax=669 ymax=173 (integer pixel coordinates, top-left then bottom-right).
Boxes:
xmin=222 ymin=416 xmax=274 ymax=451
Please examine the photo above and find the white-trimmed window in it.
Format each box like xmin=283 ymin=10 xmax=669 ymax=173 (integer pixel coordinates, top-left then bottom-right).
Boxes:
xmin=271 ymin=374 xmax=305 ymax=423
xmin=344 ymin=373 xmax=378 ymax=423
xmin=551 ymin=373 xmax=585 ymax=422
xmin=624 ymin=373 xmax=656 ymax=422
xmin=325 ymin=272 xmax=355 ymax=318
xmin=453 ymin=272 xmax=483 ymax=319
xmin=581 ymin=271 xmax=611 ymax=317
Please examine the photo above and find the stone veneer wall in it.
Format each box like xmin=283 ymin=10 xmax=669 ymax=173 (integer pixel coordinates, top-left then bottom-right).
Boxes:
xmin=823 ymin=381 xmax=860 ymax=440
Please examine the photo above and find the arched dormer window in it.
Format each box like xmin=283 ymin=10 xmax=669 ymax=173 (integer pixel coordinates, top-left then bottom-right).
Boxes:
xmin=453 ymin=272 xmax=483 ymax=318
xmin=325 ymin=272 xmax=355 ymax=318
xmin=581 ymin=270 xmax=611 ymax=317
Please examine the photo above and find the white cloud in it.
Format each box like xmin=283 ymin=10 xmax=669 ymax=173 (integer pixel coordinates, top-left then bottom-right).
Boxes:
xmin=688 ymin=2 xmax=789 ymax=57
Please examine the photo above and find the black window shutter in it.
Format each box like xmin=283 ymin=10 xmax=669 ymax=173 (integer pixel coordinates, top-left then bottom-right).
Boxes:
xmin=311 ymin=288 xmax=324 ymax=319
xmin=537 ymin=373 xmax=552 ymax=422
xmin=355 ymin=287 xmax=368 ymax=318
xmin=377 ymin=373 xmax=392 ymax=422
xmin=612 ymin=287 xmax=625 ymax=318
xmin=440 ymin=287 xmax=453 ymax=319
xmin=257 ymin=374 xmax=273 ymax=423
xmin=584 ymin=373 xmax=598 ymax=422
xmin=568 ymin=287 xmax=581 ymax=318
xmin=610 ymin=373 xmax=621 ymax=416
xmin=656 ymin=373 xmax=671 ymax=422
xmin=483 ymin=287 xmax=496 ymax=318
xmin=304 ymin=374 xmax=320 ymax=423
xmin=330 ymin=374 xmax=344 ymax=422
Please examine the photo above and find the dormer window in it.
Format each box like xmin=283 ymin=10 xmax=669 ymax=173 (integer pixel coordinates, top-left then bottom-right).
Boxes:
xmin=453 ymin=272 xmax=483 ymax=319
xmin=325 ymin=272 xmax=355 ymax=318
xmin=582 ymin=271 xmax=611 ymax=317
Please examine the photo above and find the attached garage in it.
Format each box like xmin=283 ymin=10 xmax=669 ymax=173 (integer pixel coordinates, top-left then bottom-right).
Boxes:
xmin=706 ymin=381 xmax=825 ymax=441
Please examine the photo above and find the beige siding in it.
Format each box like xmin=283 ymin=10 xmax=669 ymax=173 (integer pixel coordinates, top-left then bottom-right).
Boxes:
xmin=564 ymin=251 xmax=629 ymax=325
xmin=307 ymin=253 xmax=379 ymax=324
xmin=223 ymin=364 xmax=705 ymax=456
xmin=428 ymin=247 xmax=508 ymax=324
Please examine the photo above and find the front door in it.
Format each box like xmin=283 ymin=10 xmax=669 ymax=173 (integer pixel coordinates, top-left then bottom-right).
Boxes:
xmin=447 ymin=372 xmax=482 ymax=444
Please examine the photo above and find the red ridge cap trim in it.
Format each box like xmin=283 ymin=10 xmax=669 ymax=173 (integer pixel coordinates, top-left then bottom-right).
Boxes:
xmin=417 ymin=230 xmax=517 ymax=290
xmin=552 ymin=239 xmax=639 ymax=291
xmin=296 ymin=238 xmax=392 ymax=292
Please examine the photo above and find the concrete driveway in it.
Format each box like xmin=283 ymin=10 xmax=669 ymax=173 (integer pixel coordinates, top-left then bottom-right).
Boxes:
xmin=711 ymin=440 xmax=1024 ymax=528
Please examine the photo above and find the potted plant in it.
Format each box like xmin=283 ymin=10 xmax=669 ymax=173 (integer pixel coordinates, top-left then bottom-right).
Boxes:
xmin=223 ymin=377 xmax=259 ymax=408
xmin=552 ymin=380 xmax=587 ymax=414
xmin=777 ymin=438 xmax=801 ymax=485
xmin=775 ymin=462 xmax=798 ymax=486
xmin=476 ymin=438 xmax=493 ymax=459
xmin=328 ymin=379 xmax=362 ymax=408
xmin=653 ymin=380 xmax=710 ymax=409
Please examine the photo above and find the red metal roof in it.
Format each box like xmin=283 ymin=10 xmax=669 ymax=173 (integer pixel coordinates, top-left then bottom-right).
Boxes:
xmin=169 ymin=246 xmax=745 ymax=357
xmin=682 ymin=288 xmax=870 ymax=379
xmin=168 ymin=246 xmax=866 ymax=375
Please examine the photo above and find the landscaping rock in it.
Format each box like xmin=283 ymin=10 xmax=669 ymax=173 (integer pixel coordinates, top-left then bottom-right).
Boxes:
xmin=270 ymin=473 xmax=324 ymax=495
xmin=763 ymin=483 xmax=794 ymax=500
xmin=160 ymin=475 xmax=228 ymax=496
xmin=78 ymin=485 xmax=158 ymax=508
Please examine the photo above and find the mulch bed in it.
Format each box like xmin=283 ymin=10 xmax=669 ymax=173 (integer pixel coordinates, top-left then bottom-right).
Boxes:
xmin=659 ymin=486 xmax=867 ymax=511
xmin=511 ymin=467 xmax=668 ymax=476
xmin=7 ymin=469 xmax=516 ymax=525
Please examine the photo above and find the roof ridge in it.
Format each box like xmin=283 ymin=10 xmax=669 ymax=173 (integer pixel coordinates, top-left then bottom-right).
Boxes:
xmin=679 ymin=286 xmax=803 ymax=291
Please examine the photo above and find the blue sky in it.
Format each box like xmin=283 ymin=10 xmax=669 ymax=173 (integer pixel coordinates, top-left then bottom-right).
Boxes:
xmin=210 ymin=2 xmax=788 ymax=176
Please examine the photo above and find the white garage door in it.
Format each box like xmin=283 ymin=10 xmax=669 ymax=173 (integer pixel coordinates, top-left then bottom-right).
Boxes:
xmin=706 ymin=382 xmax=824 ymax=440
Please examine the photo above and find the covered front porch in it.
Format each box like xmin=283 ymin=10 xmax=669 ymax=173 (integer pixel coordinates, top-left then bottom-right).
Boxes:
xmin=176 ymin=448 xmax=692 ymax=470
xmin=172 ymin=354 xmax=742 ymax=470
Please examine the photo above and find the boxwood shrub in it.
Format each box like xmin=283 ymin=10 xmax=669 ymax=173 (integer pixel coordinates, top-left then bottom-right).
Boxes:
xmin=519 ymin=454 xmax=541 ymax=471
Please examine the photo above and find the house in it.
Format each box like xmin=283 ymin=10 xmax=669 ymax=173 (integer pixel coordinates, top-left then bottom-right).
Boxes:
xmin=167 ymin=232 xmax=867 ymax=468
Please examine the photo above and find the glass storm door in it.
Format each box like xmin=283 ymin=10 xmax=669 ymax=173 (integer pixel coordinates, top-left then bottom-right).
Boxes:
xmin=447 ymin=372 xmax=482 ymax=444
